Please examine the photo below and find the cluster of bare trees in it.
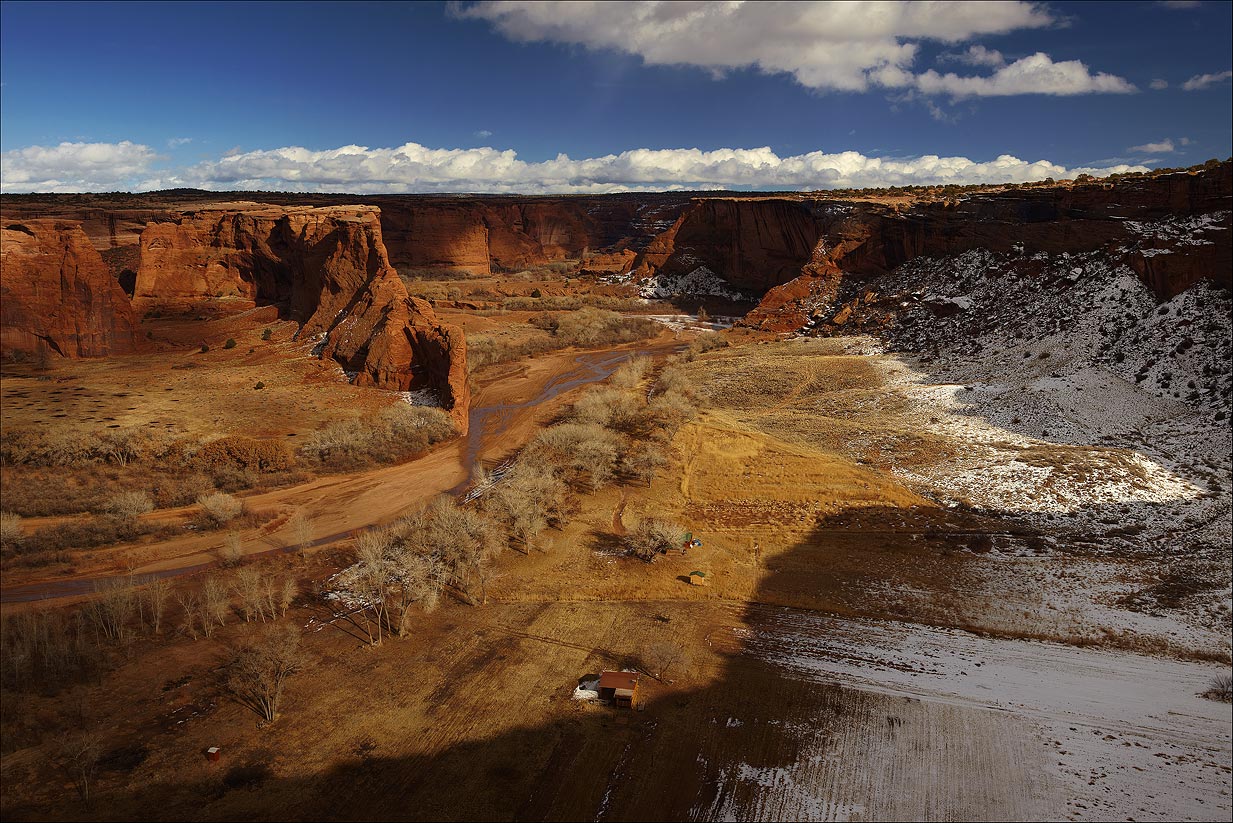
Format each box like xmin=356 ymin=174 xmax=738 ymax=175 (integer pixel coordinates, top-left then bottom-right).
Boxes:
xmin=513 ymin=356 xmax=696 ymax=498
xmin=336 ymin=497 xmax=494 ymax=645
xmin=624 ymin=517 xmax=686 ymax=562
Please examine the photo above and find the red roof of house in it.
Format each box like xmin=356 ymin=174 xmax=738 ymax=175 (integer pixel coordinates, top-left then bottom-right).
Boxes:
xmin=598 ymin=670 xmax=640 ymax=690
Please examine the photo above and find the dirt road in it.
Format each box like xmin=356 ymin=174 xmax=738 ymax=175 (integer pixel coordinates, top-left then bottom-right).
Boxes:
xmin=1 ymin=341 xmax=679 ymax=604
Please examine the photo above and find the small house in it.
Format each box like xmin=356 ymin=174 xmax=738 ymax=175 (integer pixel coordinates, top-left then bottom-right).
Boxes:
xmin=688 ymin=570 xmax=708 ymax=586
xmin=597 ymin=670 xmax=640 ymax=708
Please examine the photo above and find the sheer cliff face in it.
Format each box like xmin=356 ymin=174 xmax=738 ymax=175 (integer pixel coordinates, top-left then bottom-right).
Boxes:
xmin=633 ymin=164 xmax=1231 ymax=330
xmin=0 ymin=220 xmax=141 ymax=358
xmin=133 ymin=205 xmax=469 ymax=430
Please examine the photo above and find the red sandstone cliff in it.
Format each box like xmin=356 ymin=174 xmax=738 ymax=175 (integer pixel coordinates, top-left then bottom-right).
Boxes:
xmin=133 ymin=205 xmax=470 ymax=430
xmin=1 ymin=220 xmax=141 ymax=358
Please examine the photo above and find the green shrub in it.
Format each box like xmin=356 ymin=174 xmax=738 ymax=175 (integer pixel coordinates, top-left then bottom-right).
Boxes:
xmin=261 ymin=328 xmax=272 ymax=341
xmin=224 ymin=339 xmax=237 ymax=350
xmin=200 ymin=344 xmax=209 ymax=354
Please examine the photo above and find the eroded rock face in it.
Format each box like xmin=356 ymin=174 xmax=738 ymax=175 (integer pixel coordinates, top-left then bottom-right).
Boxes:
xmin=631 ymin=164 xmax=1231 ymax=331
xmin=0 ymin=220 xmax=141 ymax=358
xmin=133 ymin=205 xmax=470 ymax=430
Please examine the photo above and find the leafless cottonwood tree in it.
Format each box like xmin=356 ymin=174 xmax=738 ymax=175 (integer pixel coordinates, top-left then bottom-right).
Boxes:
xmin=645 ymin=638 xmax=688 ymax=682
xmin=287 ymin=508 xmax=313 ymax=557
xmin=226 ymin=623 xmax=305 ymax=724
xmin=84 ymin=579 xmax=136 ymax=643
xmin=201 ymin=573 xmax=231 ymax=636
xmin=138 ymin=576 xmax=171 ymax=635
xmin=624 ymin=517 xmax=684 ymax=561
xmin=54 ymin=731 xmax=103 ymax=804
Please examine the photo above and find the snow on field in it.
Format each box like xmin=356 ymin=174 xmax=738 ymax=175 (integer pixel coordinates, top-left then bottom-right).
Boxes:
xmin=834 ymin=247 xmax=1232 ymax=566
xmin=643 ymin=313 xmax=737 ymax=332
xmin=401 ymin=388 xmax=442 ymax=407
xmin=727 ymin=605 xmax=1232 ymax=823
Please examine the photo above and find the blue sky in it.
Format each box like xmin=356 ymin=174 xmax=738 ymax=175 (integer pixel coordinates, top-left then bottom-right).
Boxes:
xmin=1 ymin=0 xmax=1230 ymax=192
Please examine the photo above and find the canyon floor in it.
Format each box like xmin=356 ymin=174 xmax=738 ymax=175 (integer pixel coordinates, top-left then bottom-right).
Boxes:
xmin=2 ymin=274 xmax=1230 ymax=821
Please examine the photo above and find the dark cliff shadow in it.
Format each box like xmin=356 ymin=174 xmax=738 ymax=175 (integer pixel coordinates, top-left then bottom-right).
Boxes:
xmin=9 ymin=492 xmax=1195 ymax=821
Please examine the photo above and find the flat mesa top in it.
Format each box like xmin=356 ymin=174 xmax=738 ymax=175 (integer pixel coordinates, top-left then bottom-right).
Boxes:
xmin=598 ymin=671 xmax=640 ymax=690
xmin=181 ymin=202 xmax=381 ymax=218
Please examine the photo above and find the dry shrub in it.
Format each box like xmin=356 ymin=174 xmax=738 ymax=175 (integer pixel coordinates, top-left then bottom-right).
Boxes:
xmin=528 ymin=422 xmax=622 ymax=490
xmin=15 ymin=516 xmax=152 ymax=558
xmin=298 ymin=404 xmax=455 ymax=470
xmin=197 ymin=436 xmax=294 ymax=474
xmin=529 ymin=307 xmax=659 ymax=347
xmin=198 ymin=492 xmax=243 ymax=525
xmin=0 ymin=511 xmax=21 ymax=548
xmin=1205 ymin=672 xmax=1233 ymax=702
xmin=218 ymin=532 xmax=245 ymax=567
xmin=104 ymin=491 xmax=153 ymax=522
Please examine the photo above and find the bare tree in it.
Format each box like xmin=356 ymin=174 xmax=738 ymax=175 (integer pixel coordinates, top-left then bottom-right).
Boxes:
xmin=84 ymin=579 xmax=136 ymax=643
xmin=287 ymin=508 xmax=313 ymax=557
xmin=624 ymin=517 xmax=684 ymax=561
xmin=621 ymin=442 xmax=668 ymax=485
xmin=139 ymin=576 xmax=171 ymax=635
xmin=54 ymin=731 xmax=103 ymax=804
xmin=645 ymin=638 xmax=688 ymax=682
xmin=278 ymin=576 xmax=298 ymax=617
xmin=226 ymin=623 xmax=305 ymax=724
xmin=201 ymin=573 xmax=231 ymax=637
xmin=175 ymin=590 xmax=202 ymax=640
xmin=388 ymin=553 xmax=445 ymax=638
xmin=234 ymin=566 xmax=267 ymax=623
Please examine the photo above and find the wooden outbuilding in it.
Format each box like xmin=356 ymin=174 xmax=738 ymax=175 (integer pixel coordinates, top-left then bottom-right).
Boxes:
xmin=597 ymin=670 xmax=640 ymax=708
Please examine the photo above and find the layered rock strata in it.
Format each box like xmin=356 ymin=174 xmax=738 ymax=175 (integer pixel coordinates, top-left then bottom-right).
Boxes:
xmin=133 ymin=205 xmax=469 ymax=429
xmin=0 ymin=220 xmax=141 ymax=358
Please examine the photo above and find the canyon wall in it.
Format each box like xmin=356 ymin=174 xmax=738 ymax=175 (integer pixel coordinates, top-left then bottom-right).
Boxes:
xmin=0 ymin=220 xmax=141 ymax=358
xmin=632 ymin=164 xmax=1231 ymax=330
xmin=133 ymin=205 xmax=469 ymax=429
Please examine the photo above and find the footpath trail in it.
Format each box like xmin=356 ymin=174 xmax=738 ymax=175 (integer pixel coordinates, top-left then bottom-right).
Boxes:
xmin=1 ymin=340 xmax=681 ymax=605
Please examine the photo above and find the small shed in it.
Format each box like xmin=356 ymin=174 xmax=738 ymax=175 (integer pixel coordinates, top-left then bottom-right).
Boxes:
xmin=597 ymin=670 xmax=641 ymax=708
xmin=688 ymin=570 xmax=708 ymax=586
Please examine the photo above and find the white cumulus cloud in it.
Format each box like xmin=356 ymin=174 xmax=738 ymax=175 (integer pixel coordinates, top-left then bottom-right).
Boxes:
xmin=1181 ymin=69 xmax=1233 ymax=90
xmin=454 ymin=1 xmax=1134 ymax=99
xmin=1149 ymin=78 xmax=1169 ymax=90
xmin=913 ymin=52 xmax=1137 ymax=97
xmin=1129 ymin=139 xmax=1176 ymax=153
xmin=127 ymin=141 xmax=1147 ymax=194
xmin=0 ymin=140 xmax=1152 ymax=194
xmin=1 ymin=141 xmax=160 ymax=192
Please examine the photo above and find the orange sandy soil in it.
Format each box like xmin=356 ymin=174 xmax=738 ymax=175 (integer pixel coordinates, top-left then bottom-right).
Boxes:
xmin=0 ymin=312 xmax=685 ymax=594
